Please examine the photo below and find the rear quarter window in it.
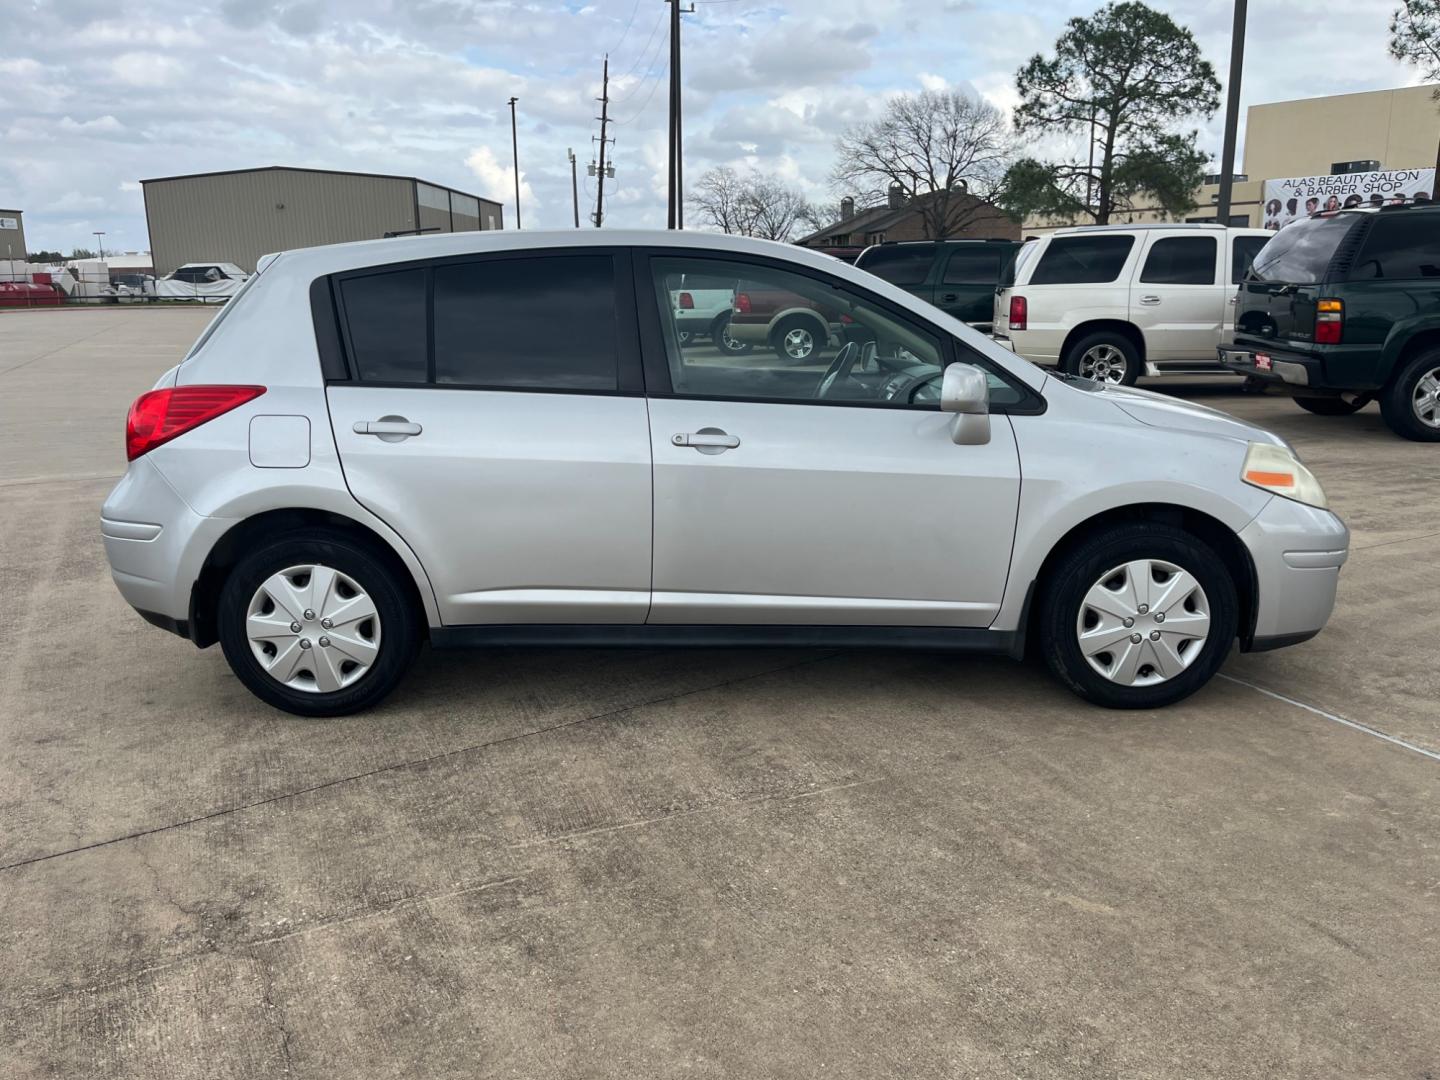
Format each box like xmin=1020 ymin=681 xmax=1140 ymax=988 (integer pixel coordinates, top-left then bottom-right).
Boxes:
xmin=1029 ymin=235 xmax=1135 ymax=285
xmin=1248 ymin=215 xmax=1361 ymax=284
xmin=1349 ymin=213 xmax=1440 ymax=280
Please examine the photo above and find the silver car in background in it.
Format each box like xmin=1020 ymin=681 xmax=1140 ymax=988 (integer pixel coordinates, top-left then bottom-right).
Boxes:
xmin=102 ymin=230 xmax=1348 ymax=716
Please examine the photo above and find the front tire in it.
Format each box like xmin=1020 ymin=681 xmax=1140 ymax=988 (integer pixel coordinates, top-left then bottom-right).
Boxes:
xmin=1038 ymin=523 xmax=1238 ymax=709
xmin=1379 ymin=348 xmax=1440 ymax=442
xmin=217 ymin=529 xmax=420 ymax=717
xmin=711 ymin=313 xmax=753 ymax=355
xmin=1064 ymin=331 xmax=1141 ymax=386
xmin=1294 ymin=396 xmax=1363 ymax=416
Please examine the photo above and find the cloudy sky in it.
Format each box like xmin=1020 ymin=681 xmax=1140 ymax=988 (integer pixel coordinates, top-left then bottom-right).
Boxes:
xmin=0 ymin=0 xmax=1424 ymax=252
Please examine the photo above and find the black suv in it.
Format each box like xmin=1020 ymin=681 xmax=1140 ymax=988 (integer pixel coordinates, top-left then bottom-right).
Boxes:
xmin=1219 ymin=203 xmax=1440 ymax=440
xmin=854 ymin=239 xmax=1021 ymax=329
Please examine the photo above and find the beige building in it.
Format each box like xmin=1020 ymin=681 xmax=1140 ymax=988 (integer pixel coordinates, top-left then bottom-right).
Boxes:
xmin=142 ymin=166 xmax=504 ymax=275
xmin=1025 ymin=83 xmax=1440 ymax=234
xmin=0 ymin=207 xmax=26 ymax=263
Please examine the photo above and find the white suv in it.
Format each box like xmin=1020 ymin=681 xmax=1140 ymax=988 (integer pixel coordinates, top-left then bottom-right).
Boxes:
xmin=993 ymin=225 xmax=1271 ymax=385
xmin=101 ymin=230 xmax=1347 ymax=716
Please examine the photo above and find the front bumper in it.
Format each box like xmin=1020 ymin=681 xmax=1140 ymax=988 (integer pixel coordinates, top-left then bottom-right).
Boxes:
xmin=1238 ymin=495 xmax=1349 ymax=650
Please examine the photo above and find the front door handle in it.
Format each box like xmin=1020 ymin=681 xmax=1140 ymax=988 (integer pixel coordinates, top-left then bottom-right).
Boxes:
xmin=1139 ymin=295 xmax=1162 ymax=305
xmin=940 ymin=292 xmax=959 ymax=303
xmin=672 ymin=429 xmax=740 ymax=454
xmin=354 ymin=416 xmax=422 ymax=441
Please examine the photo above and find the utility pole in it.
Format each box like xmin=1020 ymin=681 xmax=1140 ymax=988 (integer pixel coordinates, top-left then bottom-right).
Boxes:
xmin=1215 ymin=0 xmax=1247 ymax=225
xmin=93 ymin=231 xmax=105 ymax=259
xmin=508 ymin=96 xmax=522 ymax=229
xmin=568 ymin=149 xmax=580 ymax=227
xmin=666 ymin=0 xmax=694 ymax=229
xmin=593 ymin=55 xmax=612 ymax=227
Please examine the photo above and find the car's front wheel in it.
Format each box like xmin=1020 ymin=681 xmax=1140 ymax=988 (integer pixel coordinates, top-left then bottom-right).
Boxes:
xmin=1379 ymin=348 xmax=1440 ymax=442
xmin=1038 ymin=523 xmax=1238 ymax=709
xmin=217 ymin=529 xmax=420 ymax=716
xmin=711 ymin=313 xmax=753 ymax=355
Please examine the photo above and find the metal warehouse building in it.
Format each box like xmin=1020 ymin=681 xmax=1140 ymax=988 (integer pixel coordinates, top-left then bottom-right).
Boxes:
xmin=141 ymin=166 xmax=504 ymax=275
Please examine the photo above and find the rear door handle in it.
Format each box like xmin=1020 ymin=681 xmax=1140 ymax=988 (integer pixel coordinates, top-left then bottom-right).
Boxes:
xmin=940 ymin=293 xmax=959 ymax=303
xmin=672 ymin=430 xmax=740 ymax=453
xmin=1139 ymin=295 xmax=1161 ymax=305
xmin=353 ymin=417 xmax=422 ymax=440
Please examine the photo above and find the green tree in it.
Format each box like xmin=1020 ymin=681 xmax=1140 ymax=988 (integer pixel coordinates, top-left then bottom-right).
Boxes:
xmin=69 ymin=247 xmax=96 ymax=260
xmin=1002 ymin=1 xmax=1220 ymax=225
xmin=1390 ymin=0 xmax=1440 ymax=91
xmin=27 ymin=250 xmax=65 ymax=263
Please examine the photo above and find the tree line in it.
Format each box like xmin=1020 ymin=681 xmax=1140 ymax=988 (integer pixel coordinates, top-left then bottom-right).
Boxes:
xmin=692 ymin=0 xmax=1440 ymax=241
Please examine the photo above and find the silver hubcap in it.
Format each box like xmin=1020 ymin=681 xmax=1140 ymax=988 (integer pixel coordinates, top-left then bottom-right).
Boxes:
xmin=246 ymin=564 xmax=381 ymax=693
xmin=1412 ymin=367 xmax=1440 ymax=428
xmin=783 ymin=328 xmax=814 ymax=359
xmin=720 ymin=325 xmax=740 ymax=350
xmin=1076 ymin=559 xmax=1211 ymax=687
xmin=1079 ymin=344 xmax=1128 ymax=384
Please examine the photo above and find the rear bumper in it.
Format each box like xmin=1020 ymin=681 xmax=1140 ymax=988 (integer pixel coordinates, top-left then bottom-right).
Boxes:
xmin=1239 ymin=496 xmax=1349 ymax=651
xmin=1218 ymin=345 xmax=1319 ymax=388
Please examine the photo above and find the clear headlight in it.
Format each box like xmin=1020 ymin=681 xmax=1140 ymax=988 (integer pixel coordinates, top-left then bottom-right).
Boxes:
xmin=1241 ymin=442 xmax=1328 ymax=509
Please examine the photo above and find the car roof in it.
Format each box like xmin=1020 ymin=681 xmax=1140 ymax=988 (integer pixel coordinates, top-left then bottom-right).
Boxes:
xmin=1051 ymin=222 xmax=1268 ymax=235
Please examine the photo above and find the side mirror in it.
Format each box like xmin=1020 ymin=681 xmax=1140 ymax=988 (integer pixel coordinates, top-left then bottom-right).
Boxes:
xmin=940 ymin=362 xmax=991 ymax=446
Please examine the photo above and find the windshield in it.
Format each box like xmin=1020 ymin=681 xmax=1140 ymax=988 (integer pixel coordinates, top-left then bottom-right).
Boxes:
xmin=1248 ymin=215 xmax=1361 ymax=284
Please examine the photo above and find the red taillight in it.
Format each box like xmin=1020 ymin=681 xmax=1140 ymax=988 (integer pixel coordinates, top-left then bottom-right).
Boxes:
xmin=678 ymin=291 xmax=694 ymax=310
xmin=1314 ymin=298 xmax=1343 ymax=344
xmin=1008 ymin=295 xmax=1028 ymax=332
xmin=126 ymin=385 xmax=266 ymax=461
xmin=735 ymin=292 xmax=752 ymax=315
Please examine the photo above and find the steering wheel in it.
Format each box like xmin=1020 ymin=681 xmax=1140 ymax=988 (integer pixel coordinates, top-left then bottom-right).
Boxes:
xmin=814 ymin=341 xmax=859 ymax=400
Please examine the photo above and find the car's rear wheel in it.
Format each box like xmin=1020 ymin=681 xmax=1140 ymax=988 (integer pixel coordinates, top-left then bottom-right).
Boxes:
xmin=1064 ymin=331 xmax=1141 ymax=386
xmin=772 ymin=316 xmax=824 ymax=362
xmin=711 ymin=313 xmax=752 ymax=355
xmin=1039 ymin=523 xmax=1237 ymax=709
xmin=1294 ymin=395 xmax=1363 ymax=416
xmin=218 ymin=529 xmax=420 ymax=717
xmin=1379 ymin=348 xmax=1440 ymax=442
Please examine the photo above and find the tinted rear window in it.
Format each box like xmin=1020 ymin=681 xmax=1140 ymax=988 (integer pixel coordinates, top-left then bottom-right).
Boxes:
xmin=340 ymin=268 xmax=428 ymax=382
xmin=1000 ymin=241 xmax=1037 ymax=287
xmin=433 ymin=255 xmax=617 ymax=389
xmin=1029 ymin=235 xmax=1135 ymax=284
xmin=1231 ymin=235 xmax=1267 ymax=284
xmin=857 ymin=246 xmax=934 ymax=286
xmin=1349 ymin=213 xmax=1440 ymax=280
xmin=942 ymin=246 xmax=1008 ymax=284
xmin=1248 ymin=215 xmax=1361 ymax=284
xmin=1139 ymin=236 xmax=1217 ymax=285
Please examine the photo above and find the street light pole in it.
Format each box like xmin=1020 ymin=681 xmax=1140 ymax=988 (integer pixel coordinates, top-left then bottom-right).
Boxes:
xmin=507 ymin=96 xmax=522 ymax=229
xmin=1215 ymin=0 xmax=1247 ymax=225
xmin=568 ymin=149 xmax=580 ymax=228
xmin=93 ymin=231 xmax=105 ymax=260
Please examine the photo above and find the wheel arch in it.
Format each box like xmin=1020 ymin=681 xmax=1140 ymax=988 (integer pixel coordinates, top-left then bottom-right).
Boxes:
xmin=767 ymin=307 xmax=830 ymax=346
xmin=1016 ymin=502 xmax=1258 ymax=658
xmin=1381 ymin=325 xmax=1440 ymax=386
xmin=189 ymin=508 xmax=434 ymax=648
xmin=1060 ymin=320 xmax=1146 ymax=368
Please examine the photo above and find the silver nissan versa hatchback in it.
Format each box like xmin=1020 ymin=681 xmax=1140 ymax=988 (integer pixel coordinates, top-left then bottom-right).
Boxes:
xmin=102 ymin=231 xmax=1348 ymax=717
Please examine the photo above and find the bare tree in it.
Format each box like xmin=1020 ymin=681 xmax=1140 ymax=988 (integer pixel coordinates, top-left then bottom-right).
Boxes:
xmin=831 ymin=90 xmax=1018 ymax=239
xmin=690 ymin=167 xmax=821 ymax=242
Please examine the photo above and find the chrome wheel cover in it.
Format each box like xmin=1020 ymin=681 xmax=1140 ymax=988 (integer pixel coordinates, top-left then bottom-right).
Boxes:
xmin=783 ymin=327 xmax=815 ymax=359
xmin=1411 ymin=366 xmax=1440 ymax=428
xmin=1078 ymin=343 xmax=1128 ymax=384
xmin=1076 ymin=559 xmax=1211 ymax=687
xmin=246 ymin=564 xmax=381 ymax=694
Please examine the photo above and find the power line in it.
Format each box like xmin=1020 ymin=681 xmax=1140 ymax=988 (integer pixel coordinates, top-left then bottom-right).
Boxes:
xmin=609 ymin=13 xmax=669 ymax=106
xmin=613 ymin=6 xmax=667 ymax=82
xmin=608 ymin=0 xmax=644 ymax=56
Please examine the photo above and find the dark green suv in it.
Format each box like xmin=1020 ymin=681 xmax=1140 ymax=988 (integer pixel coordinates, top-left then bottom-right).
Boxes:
xmin=854 ymin=239 xmax=1021 ymax=329
xmin=1219 ymin=203 xmax=1440 ymax=440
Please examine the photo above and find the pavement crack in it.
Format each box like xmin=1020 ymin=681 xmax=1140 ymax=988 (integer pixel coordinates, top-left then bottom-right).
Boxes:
xmin=0 ymin=652 xmax=840 ymax=874
xmin=255 ymin=958 xmax=296 ymax=1076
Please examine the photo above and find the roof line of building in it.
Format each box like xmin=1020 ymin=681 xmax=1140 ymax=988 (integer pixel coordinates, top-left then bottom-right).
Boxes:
xmin=138 ymin=165 xmax=502 ymax=207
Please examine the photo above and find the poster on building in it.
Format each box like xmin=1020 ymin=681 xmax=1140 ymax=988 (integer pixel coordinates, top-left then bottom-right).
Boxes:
xmin=1261 ymin=169 xmax=1435 ymax=230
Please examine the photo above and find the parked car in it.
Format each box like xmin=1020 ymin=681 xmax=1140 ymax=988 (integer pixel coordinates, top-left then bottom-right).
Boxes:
xmin=1218 ymin=203 xmax=1440 ymax=441
xmin=669 ymin=271 xmax=750 ymax=355
xmin=725 ymin=282 xmax=842 ymax=361
xmin=102 ymin=230 xmax=1347 ymax=717
xmin=854 ymin=239 xmax=1021 ymax=329
xmin=993 ymin=224 xmax=1271 ymax=385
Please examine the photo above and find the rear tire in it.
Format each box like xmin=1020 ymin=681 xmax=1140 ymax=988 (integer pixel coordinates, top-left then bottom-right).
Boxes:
xmin=1038 ymin=523 xmax=1238 ymax=709
xmin=218 ymin=529 xmax=420 ymax=717
xmin=772 ymin=315 xmax=824 ymax=363
xmin=1063 ymin=331 xmax=1141 ymax=387
xmin=711 ymin=313 xmax=752 ymax=355
xmin=1379 ymin=348 xmax=1440 ymax=442
xmin=1294 ymin=396 xmax=1363 ymax=416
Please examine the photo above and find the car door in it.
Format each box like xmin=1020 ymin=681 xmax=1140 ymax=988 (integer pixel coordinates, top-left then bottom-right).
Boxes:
xmin=936 ymin=244 xmax=1010 ymax=326
xmin=853 ymin=245 xmax=937 ymax=308
xmin=324 ymin=249 xmax=653 ymax=626
xmin=1129 ymin=233 xmax=1225 ymax=361
xmin=637 ymin=250 xmax=1023 ymax=627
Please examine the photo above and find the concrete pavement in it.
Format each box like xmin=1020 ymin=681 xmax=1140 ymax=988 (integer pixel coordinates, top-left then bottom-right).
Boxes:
xmin=2 ymin=309 xmax=1436 ymax=1078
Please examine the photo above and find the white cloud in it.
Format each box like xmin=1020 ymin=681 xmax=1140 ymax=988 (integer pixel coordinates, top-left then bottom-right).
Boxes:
xmin=465 ymin=144 xmax=538 ymax=211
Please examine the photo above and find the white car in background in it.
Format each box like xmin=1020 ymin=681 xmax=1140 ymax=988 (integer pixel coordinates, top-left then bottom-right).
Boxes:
xmin=993 ymin=224 xmax=1271 ymax=385
xmin=670 ymin=271 xmax=750 ymax=354
xmin=101 ymin=229 xmax=1346 ymax=717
